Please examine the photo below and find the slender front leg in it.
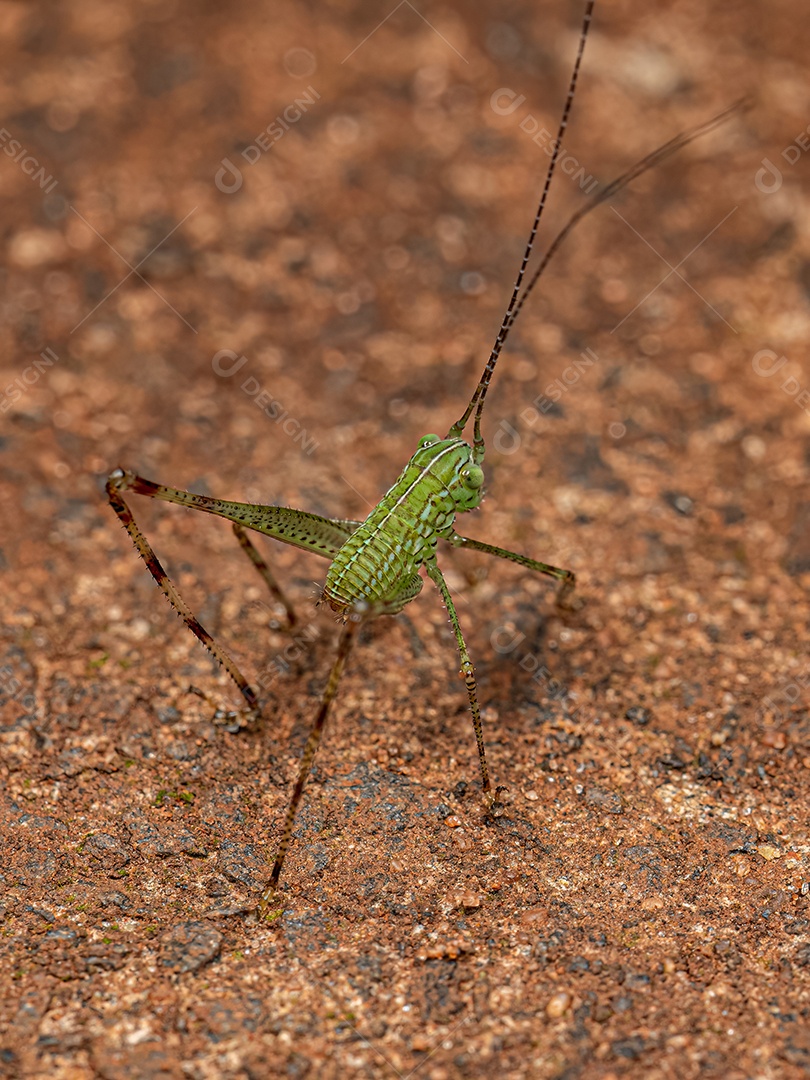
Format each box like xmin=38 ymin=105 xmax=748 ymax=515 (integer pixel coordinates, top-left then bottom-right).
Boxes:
xmin=425 ymin=559 xmax=491 ymax=799
xmin=107 ymin=470 xmax=259 ymax=717
xmin=446 ymin=532 xmax=576 ymax=606
xmin=107 ymin=469 xmax=362 ymax=558
xmin=258 ymin=614 xmax=361 ymax=911
xmin=232 ymin=523 xmax=297 ymax=629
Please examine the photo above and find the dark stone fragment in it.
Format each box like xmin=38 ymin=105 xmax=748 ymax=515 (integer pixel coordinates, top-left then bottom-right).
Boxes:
xmin=625 ymin=706 xmax=651 ymax=726
xmin=217 ymin=841 xmax=264 ymax=888
xmin=663 ymin=491 xmax=694 ymax=516
xmin=612 ymin=1035 xmax=647 ymax=1059
xmin=160 ymin=921 xmax=222 ymax=973
xmin=585 ymin=786 xmax=623 ymax=814
xmin=80 ymin=833 xmax=131 ymax=871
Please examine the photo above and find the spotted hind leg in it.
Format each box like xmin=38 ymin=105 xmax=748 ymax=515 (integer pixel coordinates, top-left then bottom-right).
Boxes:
xmin=107 ymin=469 xmax=260 ymax=719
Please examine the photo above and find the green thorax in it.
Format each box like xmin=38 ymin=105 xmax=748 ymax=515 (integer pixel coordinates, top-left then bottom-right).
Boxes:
xmin=323 ymin=435 xmax=484 ymax=612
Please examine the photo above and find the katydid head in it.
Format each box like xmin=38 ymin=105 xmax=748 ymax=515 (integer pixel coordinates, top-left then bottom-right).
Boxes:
xmin=413 ymin=433 xmax=485 ymax=511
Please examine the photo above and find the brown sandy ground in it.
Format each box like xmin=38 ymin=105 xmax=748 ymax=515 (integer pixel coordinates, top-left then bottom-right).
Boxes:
xmin=1 ymin=0 xmax=809 ymax=1076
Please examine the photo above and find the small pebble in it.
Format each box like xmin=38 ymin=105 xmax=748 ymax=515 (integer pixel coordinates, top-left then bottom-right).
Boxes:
xmin=641 ymin=895 xmax=663 ymax=910
xmin=546 ymin=992 xmax=571 ymax=1019
xmin=417 ymin=940 xmax=464 ymax=961
xmin=520 ymin=907 xmax=548 ymax=925
xmin=761 ymin=729 xmax=787 ymax=749
xmin=452 ymin=891 xmax=482 ymax=909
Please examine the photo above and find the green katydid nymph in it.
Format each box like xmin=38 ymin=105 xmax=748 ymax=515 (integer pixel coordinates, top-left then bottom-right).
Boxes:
xmin=107 ymin=0 xmax=745 ymax=910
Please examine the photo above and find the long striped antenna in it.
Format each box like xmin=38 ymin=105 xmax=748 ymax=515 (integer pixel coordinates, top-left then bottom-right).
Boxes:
xmin=447 ymin=0 xmax=595 ymax=453
xmin=447 ymin=0 xmax=747 ymax=464
xmin=500 ymin=97 xmax=749 ymax=346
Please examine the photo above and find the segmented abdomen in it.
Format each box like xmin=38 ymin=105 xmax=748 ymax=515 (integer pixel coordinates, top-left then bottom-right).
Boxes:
xmin=323 ymin=463 xmax=457 ymax=612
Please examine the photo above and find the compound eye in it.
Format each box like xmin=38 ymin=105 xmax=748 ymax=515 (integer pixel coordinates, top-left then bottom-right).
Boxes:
xmin=462 ymin=465 xmax=484 ymax=489
xmin=419 ymin=433 xmax=440 ymax=449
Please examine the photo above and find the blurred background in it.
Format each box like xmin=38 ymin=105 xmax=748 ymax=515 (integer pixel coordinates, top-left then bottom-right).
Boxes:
xmin=1 ymin=0 xmax=805 ymax=630
xmin=1 ymin=0 xmax=809 ymax=1074
xmin=2 ymin=0 xmax=807 ymax=741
